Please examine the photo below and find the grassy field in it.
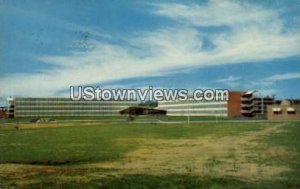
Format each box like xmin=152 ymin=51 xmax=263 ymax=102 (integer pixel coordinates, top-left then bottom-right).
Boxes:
xmin=0 ymin=120 xmax=299 ymax=188
xmin=2 ymin=114 xmax=265 ymax=124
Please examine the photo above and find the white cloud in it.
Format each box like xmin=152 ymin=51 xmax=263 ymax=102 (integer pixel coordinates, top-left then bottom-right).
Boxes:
xmin=248 ymin=72 xmax=300 ymax=91
xmin=153 ymin=0 xmax=280 ymax=28
xmin=265 ymin=72 xmax=300 ymax=81
xmin=214 ymin=76 xmax=240 ymax=88
xmin=248 ymin=72 xmax=300 ymax=98
xmin=1 ymin=1 xmax=299 ymax=97
xmin=256 ymin=89 xmax=278 ymax=96
xmin=215 ymin=76 xmax=240 ymax=83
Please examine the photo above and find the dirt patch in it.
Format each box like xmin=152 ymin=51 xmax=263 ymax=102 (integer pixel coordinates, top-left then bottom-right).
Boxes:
xmin=89 ymin=123 xmax=289 ymax=180
xmin=0 ymin=123 xmax=291 ymax=185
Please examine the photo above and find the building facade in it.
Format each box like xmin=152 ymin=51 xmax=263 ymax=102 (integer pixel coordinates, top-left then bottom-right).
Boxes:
xmin=157 ymin=91 xmax=275 ymax=118
xmin=8 ymin=91 xmax=278 ymax=118
xmin=0 ymin=107 xmax=7 ymax=119
xmin=240 ymin=91 xmax=274 ymax=117
xmin=267 ymin=100 xmax=300 ymax=120
xmin=157 ymin=99 xmax=228 ymax=117
xmin=10 ymin=97 xmax=138 ymax=117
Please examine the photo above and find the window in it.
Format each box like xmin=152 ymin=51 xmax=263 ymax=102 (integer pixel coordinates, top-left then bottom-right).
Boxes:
xmin=272 ymin=107 xmax=282 ymax=115
xmin=287 ymin=107 xmax=296 ymax=114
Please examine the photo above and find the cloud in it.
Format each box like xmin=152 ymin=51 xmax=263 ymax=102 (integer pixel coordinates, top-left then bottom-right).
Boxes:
xmin=1 ymin=1 xmax=299 ymax=97
xmin=214 ymin=76 xmax=240 ymax=88
xmin=215 ymin=76 xmax=240 ymax=83
xmin=265 ymin=72 xmax=300 ymax=81
xmin=248 ymin=72 xmax=300 ymax=98
xmin=153 ymin=0 xmax=280 ymax=28
xmin=249 ymin=72 xmax=300 ymax=89
xmin=257 ymin=89 xmax=277 ymax=96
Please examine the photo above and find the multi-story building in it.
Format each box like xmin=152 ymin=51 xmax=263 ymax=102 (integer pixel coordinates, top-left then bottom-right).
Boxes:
xmin=7 ymin=91 xmax=276 ymax=118
xmin=0 ymin=107 xmax=7 ymax=118
xmin=157 ymin=99 xmax=228 ymax=117
xmin=158 ymin=91 xmax=275 ymax=118
xmin=240 ymin=91 xmax=275 ymax=117
xmin=9 ymin=97 xmax=138 ymax=118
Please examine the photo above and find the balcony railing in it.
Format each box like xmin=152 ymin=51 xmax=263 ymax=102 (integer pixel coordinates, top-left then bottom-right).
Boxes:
xmin=241 ymin=109 xmax=255 ymax=113
xmin=241 ymin=102 xmax=254 ymax=107
xmin=241 ymin=96 xmax=254 ymax=101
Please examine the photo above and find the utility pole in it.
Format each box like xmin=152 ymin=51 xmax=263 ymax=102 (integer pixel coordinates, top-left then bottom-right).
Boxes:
xmin=261 ymin=94 xmax=264 ymax=115
xmin=187 ymin=100 xmax=190 ymax=126
xmin=272 ymin=94 xmax=276 ymax=105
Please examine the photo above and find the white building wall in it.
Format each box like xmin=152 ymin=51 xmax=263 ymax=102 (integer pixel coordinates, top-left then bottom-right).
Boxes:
xmin=14 ymin=97 xmax=138 ymax=117
xmin=158 ymin=100 xmax=228 ymax=117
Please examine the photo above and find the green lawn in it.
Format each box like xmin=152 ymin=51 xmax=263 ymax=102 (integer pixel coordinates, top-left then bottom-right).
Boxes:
xmin=0 ymin=122 xmax=267 ymax=165
xmin=3 ymin=114 xmax=265 ymax=124
xmin=0 ymin=121 xmax=299 ymax=188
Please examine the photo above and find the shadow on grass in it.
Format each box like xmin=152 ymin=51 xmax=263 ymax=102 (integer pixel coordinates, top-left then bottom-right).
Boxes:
xmin=7 ymin=174 xmax=299 ymax=189
xmin=4 ymin=160 xmax=74 ymax=166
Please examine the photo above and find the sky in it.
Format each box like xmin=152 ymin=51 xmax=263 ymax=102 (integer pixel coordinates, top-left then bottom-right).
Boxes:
xmin=0 ymin=0 xmax=300 ymax=103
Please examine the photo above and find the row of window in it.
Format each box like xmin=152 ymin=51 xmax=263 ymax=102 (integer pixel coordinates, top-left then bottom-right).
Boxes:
xmin=272 ymin=107 xmax=297 ymax=115
xmin=16 ymin=109 xmax=120 ymax=113
xmin=168 ymin=113 xmax=227 ymax=116
xmin=15 ymin=111 xmax=119 ymax=116
xmin=16 ymin=98 xmax=136 ymax=102
xmin=16 ymin=102 xmax=136 ymax=106
xmin=159 ymin=104 xmax=227 ymax=109
xmin=159 ymin=101 xmax=227 ymax=106
xmin=273 ymin=111 xmax=296 ymax=115
xmin=167 ymin=110 xmax=227 ymax=114
xmin=16 ymin=106 xmax=128 ymax=110
xmin=15 ymin=114 xmax=119 ymax=116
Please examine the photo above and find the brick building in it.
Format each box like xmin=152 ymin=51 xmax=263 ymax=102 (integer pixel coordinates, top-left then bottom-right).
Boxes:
xmin=267 ymin=100 xmax=300 ymax=120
